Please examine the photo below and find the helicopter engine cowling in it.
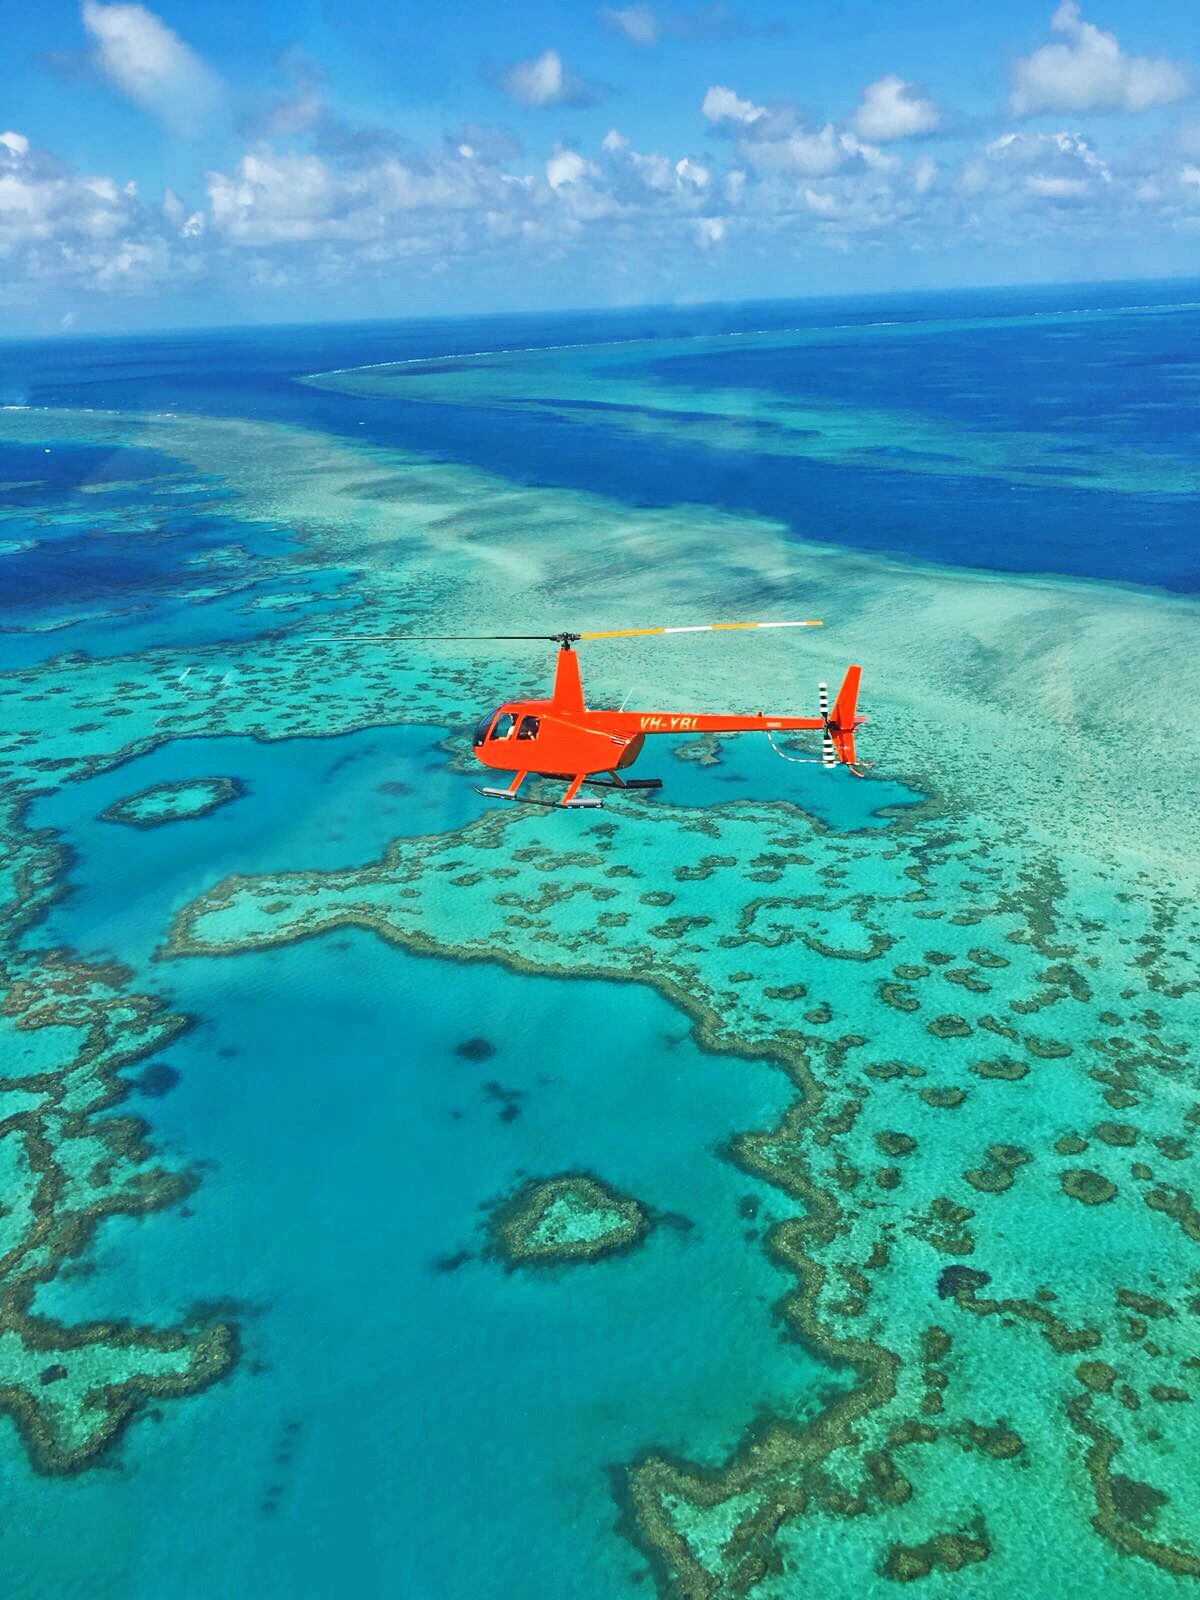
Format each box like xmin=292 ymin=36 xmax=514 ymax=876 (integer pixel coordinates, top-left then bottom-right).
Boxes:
xmin=615 ymin=734 xmax=645 ymax=769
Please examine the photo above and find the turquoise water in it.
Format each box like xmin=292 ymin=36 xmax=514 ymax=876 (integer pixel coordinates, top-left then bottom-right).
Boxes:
xmin=21 ymin=937 xmax=811 ymax=1598
xmin=19 ymin=719 xmax=846 ymax=1596
xmin=31 ymin=726 xmax=474 ymax=967
xmin=30 ymin=724 xmax=917 ymax=974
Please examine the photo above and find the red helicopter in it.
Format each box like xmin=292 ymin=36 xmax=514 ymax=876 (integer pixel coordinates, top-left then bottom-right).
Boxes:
xmin=318 ymin=619 xmax=867 ymax=809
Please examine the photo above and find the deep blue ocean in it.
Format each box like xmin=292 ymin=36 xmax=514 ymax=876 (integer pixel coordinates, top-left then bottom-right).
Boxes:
xmin=3 ymin=278 xmax=1199 ymax=591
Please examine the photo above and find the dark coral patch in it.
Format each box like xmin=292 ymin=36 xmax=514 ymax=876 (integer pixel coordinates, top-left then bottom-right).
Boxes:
xmin=963 ymin=1420 xmax=1024 ymax=1459
xmin=970 ymin=1057 xmax=1028 ymax=1081
xmin=455 ymin=1037 xmax=497 ymax=1062
xmin=1075 ymin=1361 xmax=1117 ymax=1394
xmin=881 ymin=1527 xmax=990 ymax=1582
xmin=1094 ymin=1122 xmax=1139 ymax=1147
xmin=927 ymin=1014 xmax=972 ymax=1039
xmin=131 ymin=1062 xmax=181 ymax=1098
xmin=489 ymin=1173 xmax=649 ymax=1268
xmin=875 ymin=1131 xmax=918 ymax=1158
xmin=920 ymin=1087 xmax=966 ymax=1109
xmin=431 ymin=1250 xmax=471 ymax=1274
xmin=937 ymin=1265 xmax=991 ymax=1300
xmin=1110 ymin=1475 xmax=1169 ymax=1530
xmin=100 ymin=776 xmax=244 ymax=829
xmin=1055 ymin=1134 xmax=1089 ymax=1156
xmin=1061 ymin=1169 xmax=1118 ymax=1206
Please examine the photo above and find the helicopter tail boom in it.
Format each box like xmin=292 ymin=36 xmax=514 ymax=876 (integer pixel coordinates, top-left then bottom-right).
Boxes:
xmin=599 ymin=662 xmax=865 ymax=764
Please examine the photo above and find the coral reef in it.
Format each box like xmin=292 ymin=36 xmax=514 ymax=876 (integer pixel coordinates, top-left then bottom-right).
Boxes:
xmin=489 ymin=1174 xmax=649 ymax=1267
xmin=100 ymin=776 xmax=243 ymax=829
xmin=161 ymin=781 xmax=1200 ymax=1593
xmin=3 ymin=393 xmax=1200 ymax=1589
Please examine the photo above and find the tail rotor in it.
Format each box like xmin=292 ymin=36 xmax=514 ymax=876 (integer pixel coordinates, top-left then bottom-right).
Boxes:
xmin=817 ymin=682 xmax=837 ymax=769
xmin=766 ymin=664 xmax=869 ymax=775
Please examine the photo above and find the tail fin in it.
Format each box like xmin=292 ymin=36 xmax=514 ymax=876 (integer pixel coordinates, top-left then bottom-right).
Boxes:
xmin=830 ymin=665 xmax=862 ymax=768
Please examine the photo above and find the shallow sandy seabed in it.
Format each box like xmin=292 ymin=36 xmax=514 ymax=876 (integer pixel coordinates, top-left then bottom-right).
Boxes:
xmin=0 ymin=403 xmax=1198 ymax=1594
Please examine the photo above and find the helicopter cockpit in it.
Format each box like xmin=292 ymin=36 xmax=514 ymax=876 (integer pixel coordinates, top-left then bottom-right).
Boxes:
xmin=473 ymin=709 xmax=506 ymax=744
xmin=473 ymin=709 xmax=541 ymax=745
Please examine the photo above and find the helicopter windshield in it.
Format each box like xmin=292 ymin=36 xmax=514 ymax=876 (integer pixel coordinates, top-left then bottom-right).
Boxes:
xmin=472 ymin=710 xmax=500 ymax=746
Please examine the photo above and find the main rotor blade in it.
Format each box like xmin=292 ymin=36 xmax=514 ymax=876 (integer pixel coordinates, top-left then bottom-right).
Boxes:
xmin=306 ymin=634 xmax=559 ymax=642
xmin=578 ymin=620 xmax=823 ymax=640
xmin=306 ymin=621 xmax=823 ymax=644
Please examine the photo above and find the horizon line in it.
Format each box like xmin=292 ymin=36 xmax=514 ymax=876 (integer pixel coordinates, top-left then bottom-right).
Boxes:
xmin=4 ymin=271 xmax=1200 ymax=348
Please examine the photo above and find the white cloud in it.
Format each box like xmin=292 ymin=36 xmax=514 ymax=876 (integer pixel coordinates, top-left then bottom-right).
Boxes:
xmin=1011 ymin=2 xmax=1189 ymax=116
xmin=0 ymin=134 xmax=131 ymax=249
xmin=838 ymin=132 xmax=900 ymax=173
xmin=206 ymin=147 xmax=534 ymax=247
xmin=959 ymin=129 xmax=1114 ymax=211
xmin=912 ymin=157 xmax=938 ymax=194
xmin=546 ymin=149 xmax=593 ymax=190
xmin=851 ymin=75 xmax=940 ymax=141
xmin=599 ymin=4 xmax=660 ymax=45
xmin=701 ymin=85 xmax=765 ymax=125
xmin=759 ymin=124 xmax=845 ymax=176
xmin=81 ymin=1 xmax=224 ymax=136
xmin=600 ymin=134 xmax=715 ymax=211
xmin=0 ymin=129 xmax=194 ymax=301
xmin=200 ymin=125 xmax=732 ymax=270
xmin=10 ymin=62 xmax=1200 ymax=315
xmin=704 ymin=86 xmax=899 ymax=179
xmin=627 ymin=149 xmax=675 ymax=190
xmin=693 ymin=215 xmax=726 ymax=247
xmin=207 ymin=152 xmax=335 ymax=244
xmin=987 ymin=129 xmax=1111 ymax=182
xmin=499 ymin=49 xmax=597 ymax=109
xmin=740 ymin=123 xmax=884 ymax=178
xmin=1025 ymin=173 xmax=1090 ymax=198
xmin=163 ymin=188 xmax=205 ymax=235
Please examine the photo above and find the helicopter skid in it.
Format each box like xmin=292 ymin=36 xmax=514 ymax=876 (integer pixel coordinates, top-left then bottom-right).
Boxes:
xmin=583 ymin=776 xmax=663 ymax=791
xmin=473 ymin=785 xmax=603 ymax=810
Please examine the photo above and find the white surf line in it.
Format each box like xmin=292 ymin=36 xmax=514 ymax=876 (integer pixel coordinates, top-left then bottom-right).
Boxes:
xmin=304 ymin=298 xmax=1200 ymax=384
xmin=308 ymin=325 xmax=918 ymax=378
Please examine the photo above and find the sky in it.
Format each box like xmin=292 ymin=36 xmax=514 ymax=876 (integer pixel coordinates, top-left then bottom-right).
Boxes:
xmin=4 ymin=0 xmax=1200 ymax=333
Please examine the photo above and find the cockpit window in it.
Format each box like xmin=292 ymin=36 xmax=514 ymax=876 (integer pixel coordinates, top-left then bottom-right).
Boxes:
xmin=489 ymin=712 xmax=516 ymax=740
xmin=516 ymin=715 xmax=540 ymax=740
xmin=472 ymin=710 xmax=499 ymax=746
